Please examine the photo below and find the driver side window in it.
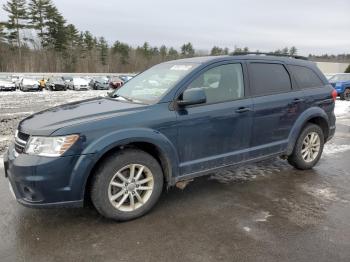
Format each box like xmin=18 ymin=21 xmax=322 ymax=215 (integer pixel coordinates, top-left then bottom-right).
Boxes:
xmin=187 ymin=63 xmax=244 ymax=104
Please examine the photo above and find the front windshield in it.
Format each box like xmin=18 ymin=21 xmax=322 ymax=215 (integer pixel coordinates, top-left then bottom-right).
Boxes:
xmin=52 ymin=77 xmax=64 ymax=83
xmin=329 ymin=74 xmax=350 ymax=82
xmin=114 ymin=62 xmax=198 ymax=104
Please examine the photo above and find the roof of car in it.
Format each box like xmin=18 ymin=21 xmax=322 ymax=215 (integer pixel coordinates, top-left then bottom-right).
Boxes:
xmin=166 ymin=55 xmax=314 ymax=67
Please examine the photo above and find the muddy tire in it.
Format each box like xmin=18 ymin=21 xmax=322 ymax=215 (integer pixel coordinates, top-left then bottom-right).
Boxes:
xmin=91 ymin=149 xmax=163 ymax=221
xmin=288 ymin=124 xmax=324 ymax=170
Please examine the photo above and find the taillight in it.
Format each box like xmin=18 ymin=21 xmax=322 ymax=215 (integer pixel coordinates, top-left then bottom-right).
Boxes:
xmin=332 ymin=89 xmax=337 ymax=101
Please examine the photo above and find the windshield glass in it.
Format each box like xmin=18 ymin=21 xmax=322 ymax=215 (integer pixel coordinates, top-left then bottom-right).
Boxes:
xmin=329 ymin=74 xmax=350 ymax=82
xmin=52 ymin=77 xmax=64 ymax=83
xmin=114 ymin=62 xmax=198 ymax=104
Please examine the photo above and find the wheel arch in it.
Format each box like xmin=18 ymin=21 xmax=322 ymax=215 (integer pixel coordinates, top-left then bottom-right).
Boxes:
xmin=79 ymin=128 xmax=179 ymax=203
xmin=287 ymin=107 xmax=330 ymax=155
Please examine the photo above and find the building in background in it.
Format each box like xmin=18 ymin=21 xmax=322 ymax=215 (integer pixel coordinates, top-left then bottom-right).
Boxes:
xmin=316 ymin=62 xmax=349 ymax=74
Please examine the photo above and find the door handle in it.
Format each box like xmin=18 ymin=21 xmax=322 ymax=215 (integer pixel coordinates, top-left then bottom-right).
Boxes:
xmin=235 ymin=107 xmax=252 ymax=113
xmin=292 ymin=98 xmax=304 ymax=104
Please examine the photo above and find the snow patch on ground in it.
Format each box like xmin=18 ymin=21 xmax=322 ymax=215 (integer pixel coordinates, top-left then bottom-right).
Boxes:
xmin=243 ymin=227 xmax=251 ymax=232
xmin=334 ymin=100 xmax=350 ymax=117
xmin=254 ymin=211 xmax=272 ymax=222
xmin=301 ymin=185 xmax=339 ymax=202
xmin=323 ymin=144 xmax=350 ymax=155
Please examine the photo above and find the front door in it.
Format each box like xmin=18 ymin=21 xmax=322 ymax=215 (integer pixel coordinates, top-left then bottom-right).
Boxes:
xmin=176 ymin=62 xmax=253 ymax=175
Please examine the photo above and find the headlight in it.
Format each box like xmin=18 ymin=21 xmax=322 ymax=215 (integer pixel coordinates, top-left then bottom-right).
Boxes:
xmin=25 ymin=135 xmax=79 ymax=157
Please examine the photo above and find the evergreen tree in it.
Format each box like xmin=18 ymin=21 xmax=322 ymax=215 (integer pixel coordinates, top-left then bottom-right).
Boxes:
xmin=181 ymin=42 xmax=194 ymax=57
xmin=2 ymin=0 xmax=28 ymax=56
xmin=211 ymin=46 xmax=223 ymax=56
xmin=65 ymin=24 xmax=79 ymax=48
xmin=44 ymin=4 xmax=67 ymax=51
xmin=289 ymin=46 xmax=297 ymax=55
xmin=83 ymin=31 xmax=95 ymax=51
xmin=159 ymin=45 xmax=167 ymax=59
xmin=167 ymin=47 xmax=179 ymax=59
xmin=282 ymin=47 xmax=289 ymax=54
xmin=98 ymin=37 xmax=108 ymax=66
xmin=112 ymin=40 xmax=130 ymax=64
xmin=28 ymin=0 xmax=51 ymax=46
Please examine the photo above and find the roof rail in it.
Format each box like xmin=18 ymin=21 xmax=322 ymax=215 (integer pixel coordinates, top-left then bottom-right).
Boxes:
xmin=230 ymin=52 xmax=308 ymax=60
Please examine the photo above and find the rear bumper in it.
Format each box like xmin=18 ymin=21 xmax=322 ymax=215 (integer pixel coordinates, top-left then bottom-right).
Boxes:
xmin=4 ymin=143 xmax=95 ymax=208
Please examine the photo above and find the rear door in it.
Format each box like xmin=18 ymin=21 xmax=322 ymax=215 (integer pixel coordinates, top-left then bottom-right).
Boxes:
xmin=248 ymin=61 xmax=306 ymax=158
xmin=176 ymin=62 xmax=253 ymax=175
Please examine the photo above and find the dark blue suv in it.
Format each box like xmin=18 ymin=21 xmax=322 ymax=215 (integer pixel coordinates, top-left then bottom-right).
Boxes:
xmin=4 ymin=54 xmax=336 ymax=221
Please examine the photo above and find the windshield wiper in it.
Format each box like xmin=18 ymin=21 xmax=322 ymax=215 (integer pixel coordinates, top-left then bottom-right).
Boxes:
xmin=113 ymin=94 xmax=147 ymax=104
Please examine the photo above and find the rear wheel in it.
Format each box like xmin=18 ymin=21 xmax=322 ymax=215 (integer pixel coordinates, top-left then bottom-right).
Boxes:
xmin=91 ymin=149 xmax=164 ymax=221
xmin=288 ymin=124 xmax=324 ymax=170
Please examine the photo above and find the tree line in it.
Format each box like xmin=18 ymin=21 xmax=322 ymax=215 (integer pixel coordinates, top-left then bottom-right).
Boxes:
xmin=0 ymin=0 xmax=349 ymax=73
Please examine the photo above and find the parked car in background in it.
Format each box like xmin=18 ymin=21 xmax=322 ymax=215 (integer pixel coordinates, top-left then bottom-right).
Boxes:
xmin=91 ymin=77 xmax=109 ymax=90
xmin=4 ymin=54 xmax=336 ymax=221
xmin=0 ymin=75 xmax=16 ymax=91
xmin=109 ymin=76 xmax=124 ymax=89
xmin=328 ymin=73 xmax=350 ymax=101
xmin=12 ymin=75 xmax=23 ymax=89
xmin=71 ymin=77 xmax=90 ymax=91
xmin=119 ymin=75 xmax=133 ymax=83
xmin=62 ymin=76 xmax=72 ymax=87
xmin=19 ymin=77 xmax=41 ymax=92
xmin=46 ymin=77 xmax=67 ymax=91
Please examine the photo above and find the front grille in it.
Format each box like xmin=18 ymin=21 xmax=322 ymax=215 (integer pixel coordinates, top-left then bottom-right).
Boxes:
xmin=15 ymin=131 xmax=29 ymax=154
xmin=17 ymin=131 xmax=30 ymax=141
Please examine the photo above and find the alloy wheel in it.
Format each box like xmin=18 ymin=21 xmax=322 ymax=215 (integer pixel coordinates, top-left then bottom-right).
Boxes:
xmin=108 ymin=164 xmax=154 ymax=212
xmin=301 ymin=132 xmax=320 ymax=163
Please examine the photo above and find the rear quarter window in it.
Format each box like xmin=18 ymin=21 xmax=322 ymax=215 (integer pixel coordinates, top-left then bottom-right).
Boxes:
xmin=249 ymin=63 xmax=292 ymax=96
xmin=289 ymin=65 xmax=324 ymax=89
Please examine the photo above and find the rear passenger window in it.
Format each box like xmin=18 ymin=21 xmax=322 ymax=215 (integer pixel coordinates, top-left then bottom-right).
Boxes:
xmin=289 ymin=65 xmax=323 ymax=89
xmin=249 ymin=63 xmax=291 ymax=96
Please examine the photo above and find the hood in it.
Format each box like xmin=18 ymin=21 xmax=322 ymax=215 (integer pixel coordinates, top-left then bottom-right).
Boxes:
xmin=0 ymin=80 xmax=14 ymax=86
xmin=19 ymin=97 xmax=147 ymax=135
xmin=73 ymin=78 xmax=89 ymax=85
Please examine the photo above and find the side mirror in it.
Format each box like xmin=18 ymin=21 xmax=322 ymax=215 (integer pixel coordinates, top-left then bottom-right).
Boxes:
xmin=177 ymin=88 xmax=206 ymax=107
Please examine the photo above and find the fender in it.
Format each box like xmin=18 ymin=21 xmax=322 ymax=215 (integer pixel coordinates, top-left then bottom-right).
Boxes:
xmin=69 ymin=128 xmax=179 ymax=200
xmin=286 ymin=106 xmax=329 ymax=155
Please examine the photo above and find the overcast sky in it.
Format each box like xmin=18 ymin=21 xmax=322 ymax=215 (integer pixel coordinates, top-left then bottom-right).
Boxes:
xmin=1 ymin=0 xmax=350 ymax=55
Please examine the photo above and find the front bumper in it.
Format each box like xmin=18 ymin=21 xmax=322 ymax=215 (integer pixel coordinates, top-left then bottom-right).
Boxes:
xmin=0 ymin=86 xmax=15 ymax=91
xmin=3 ymin=143 xmax=92 ymax=208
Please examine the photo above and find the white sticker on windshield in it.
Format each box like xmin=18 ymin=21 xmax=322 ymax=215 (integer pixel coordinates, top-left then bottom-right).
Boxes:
xmin=170 ymin=65 xmax=193 ymax=71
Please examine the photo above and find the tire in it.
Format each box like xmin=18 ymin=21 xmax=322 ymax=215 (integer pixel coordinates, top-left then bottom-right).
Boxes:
xmin=288 ymin=124 xmax=324 ymax=170
xmin=91 ymin=149 xmax=164 ymax=221
xmin=340 ymin=93 xmax=345 ymax=100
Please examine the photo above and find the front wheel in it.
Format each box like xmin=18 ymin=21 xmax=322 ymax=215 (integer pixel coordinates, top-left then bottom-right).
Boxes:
xmin=288 ymin=124 xmax=324 ymax=170
xmin=91 ymin=149 xmax=164 ymax=221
